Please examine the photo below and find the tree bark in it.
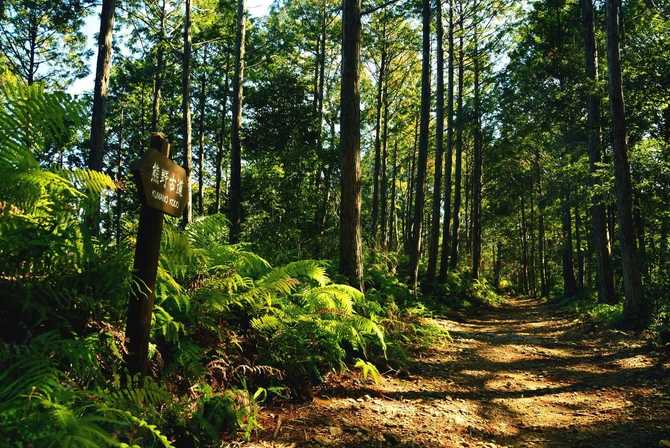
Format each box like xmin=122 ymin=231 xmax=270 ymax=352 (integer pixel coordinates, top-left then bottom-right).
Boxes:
xmin=88 ymin=0 xmax=116 ymax=234
xmin=471 ymin=1 xmax=482 ymax=279
xmin=380 ymin=91 xmax=390 ymax=247
xmin=182 ymin=0 xmax=193 ymax=227
xmin=404 ymin=116 xmax=419 ymax=251
xmin=389 ymin=140 xmax=399 ymax=249
xmin=561 ymin=192 xmax=578 ymax=297
xmin=576 ymin=207 xmax=585 ymax=290
xmin=151 ymin=0 xmax=167 ymax=132
xmin=449 ymin=3 xmax=464 ymax=272
xmin=229 ymin=0 xmax=246 ymax=243
xmin=215 ymin=73 xmax=229 ymax=213
xmin=371 ymin=23 xmax=386 ymax=241
xmin=606 ymin=0 xmax=647 ymax=327
xmin=581 ymin=0 xmax=616 ymax=304
xmin=197 ymin=46 xmax=208 ymax=215
xmin=339 ymin=0 xmax=364 ymax=290
xmin=521 ymin=195 xmax=530 ymax=295
xmin=408 ymin=0 xmax=432 ymax=292
xmin=427 ymin=0 xmax=446 ymax=286
xmin=115 ymin=109 xmax=124 ymax=246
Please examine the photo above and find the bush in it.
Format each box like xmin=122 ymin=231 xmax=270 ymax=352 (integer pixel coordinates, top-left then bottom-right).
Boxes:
xmin=436 ymin=270 xmax=502 ymax=308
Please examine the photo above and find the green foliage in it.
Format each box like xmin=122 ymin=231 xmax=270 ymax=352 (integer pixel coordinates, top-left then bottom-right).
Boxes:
xmin=559 ymin=295 xmax=624 ymax=327
xmin=0 ymin=339 xmax=173 ymax=448
xmin=437 ymin=270 xmax=502 ymax=308
xmin=189 ymin=385 xmax=263 ymax=444
xmin=353 ymin=358 xmax=382 ymax=385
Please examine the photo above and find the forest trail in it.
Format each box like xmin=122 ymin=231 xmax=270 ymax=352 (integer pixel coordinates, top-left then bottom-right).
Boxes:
xmin=245 ymin=297 xmax=670 ymax=448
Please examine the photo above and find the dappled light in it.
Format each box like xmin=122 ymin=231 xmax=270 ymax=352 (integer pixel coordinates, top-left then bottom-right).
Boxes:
xmin=246 ymin=299 xmax=669 ymax=447
xmin=1 ymin=0 xmax=669 ymax=446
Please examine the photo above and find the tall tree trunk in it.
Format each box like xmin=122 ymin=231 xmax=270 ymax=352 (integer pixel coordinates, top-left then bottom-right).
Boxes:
xmin=449 ymin=4 xmax=464 ymax=271
xmin=314 ymin=3 xmax=328 ymax=238
xmin=389 ymin=140 xmax=399 ymax=249
xmin=464 ymin=142 xmax=471 ymax=253
xmin=339 ymin=0 xmax=364 ymax=290
xmin=371 ymin=24 xmax=386 ymax=241
xmin=529 ymin=177 xmax=537 ymax=295
xmin=151 ymin=0 xmax=167 ymax=132
xmin=561 ymin=193 xmax=578 ymax=297
xmin=606 ymin=0 xmax=647 ymax=327
xmin=427 ymin=0 xmax=446 ymax=286
xmin=581 ymin=0 xmax=616 ymax=304
xmin=88 ymin=0 xmax=116 ymax=234
xmin=405 ymin=116 xmax=419 ymax=250
xmin=229 ymin=0 xmax=246 ymax=243
xmin=536 ymin=151 xmax=548 ymax=296
xmin=660 ymin=219 xmax=668 ymax=274
xmin=196 ymin=47 xmax=208 ymax=216
xmin=27 ymin=19 xmax=37 ymax=84
xmin=115 ymin=109 xmax=124 ymax=246
xmin=576 ymin=207 xmax=585 ymax=290
xmin=634 ymin=202 xmax=647 ymax=279
xmin=521 ymin=195 xmax=530 ymax=295
xmin=380 ymin=92 xmax=390 ymax=247
xmin=409 ymin=0 xmax=432 ymax=292
xmin=215 ymin=73 xmax=229 ymax=213
xmin=471 ymin=2 xmax=482 ymax=279
xmin=182 ymin=0 xmax=193 ymax=227
xmin=493 ymin=242 xmax=502 ymax=289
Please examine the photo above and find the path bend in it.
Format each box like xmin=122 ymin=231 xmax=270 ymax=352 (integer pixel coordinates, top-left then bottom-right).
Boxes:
xmin=245 ymin=297 xmax=670 ymax=448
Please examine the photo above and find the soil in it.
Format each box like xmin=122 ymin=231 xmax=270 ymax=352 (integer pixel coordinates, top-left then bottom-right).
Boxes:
xmin=242 ymin=297 xmax=670 ymax=448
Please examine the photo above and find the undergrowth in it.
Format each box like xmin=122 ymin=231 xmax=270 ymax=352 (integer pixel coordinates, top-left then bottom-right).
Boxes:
xmin=0 ymin=83 xmax=450 ymax=446
xmin=556 ymin=293 xmax=625 ymax=327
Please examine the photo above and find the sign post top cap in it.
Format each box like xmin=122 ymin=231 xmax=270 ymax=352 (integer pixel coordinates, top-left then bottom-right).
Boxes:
xmin=150 ymin=133 xmax=170 ymax=157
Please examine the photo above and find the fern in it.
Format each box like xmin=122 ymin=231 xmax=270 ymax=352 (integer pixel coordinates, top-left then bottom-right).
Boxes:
xmin=354 ymin=358 xmax=382 ymax=384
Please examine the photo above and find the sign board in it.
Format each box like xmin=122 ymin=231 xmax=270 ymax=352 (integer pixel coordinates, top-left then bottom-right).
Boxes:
xmin=134 ymin=149 xmax=188 ymax=217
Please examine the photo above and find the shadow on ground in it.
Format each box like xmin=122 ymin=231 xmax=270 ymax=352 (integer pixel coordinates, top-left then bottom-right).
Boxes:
xmin=244 ymin=298 xmax=670 ymax=448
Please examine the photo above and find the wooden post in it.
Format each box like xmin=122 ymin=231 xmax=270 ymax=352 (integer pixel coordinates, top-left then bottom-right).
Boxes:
xmin=125 ymin=133 xmax=170 ymax=376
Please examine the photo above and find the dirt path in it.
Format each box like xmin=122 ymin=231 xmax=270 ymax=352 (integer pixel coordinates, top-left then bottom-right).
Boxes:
xmin=244 ymin=298 xmax=670 ymax=447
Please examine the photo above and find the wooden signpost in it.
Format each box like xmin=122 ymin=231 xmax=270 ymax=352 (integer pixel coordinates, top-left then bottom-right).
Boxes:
xmin=125 ymin=133 xmax=188 ymax=375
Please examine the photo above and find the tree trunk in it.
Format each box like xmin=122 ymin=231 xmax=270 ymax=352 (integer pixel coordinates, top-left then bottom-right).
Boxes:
xmin=408 ymin=0 xmax=432 ymax=292
xmin=229 ymin=0 xmax=246 ymax=243
xmin=115 ymin=109 xmax=124 ymax=246
xmin=339 ymin=0 xmax=364 ymax=290
xmin=371 ymin=25 xmax=386 ymax=241
xmin=449 ymin=3 xmax=464 ymax=272
xmin=181 ymin=0 xmax=193 ymax=227
xmin=389 ymin=140 xmax=399 ymax=249
xmin=314 ymin=3 xmax=328 ymax=238
xmin=576 ymin=207 xmax=585 ymax=290
xmin=521 ymin=195 xmax=530 ymax=295
xmin=427 ymin=0 xmax=446 ymax=287
xmin=581 ymin=0 xmax=616 ymax=304
xmin=471 ymin=2 xmax=482 ymax=279
xmin=380 ymin=91 xmax=390 ymax=247
xmin=88 ymin=0 xmax=116 ymax=234
xmin=606 ymin=0 xmax=647 ymax=327
xmin=529 ymin=178 xmax=537 ymax=296
xmin=197 ymin=46 xmax=208 ymax=216
xmin=151 ymin=0 xmax=167 ymax=132
xmin=561 ymin=192 xmax=578 ymax=297
xmin=494 ymin=242 xmax=502 ymax=288
xmin=404 ymin=116 xmax=419 ymax=250
xmin=536 ymin=149 xmax=548 ymax=296
xmin=634 ymin=202 xmax=647 ymax=279
xmin=660 ymin=219 xmax=668 ymax=274
xmin=27 ymin=19 xmax=37 ymax=85
xmin=215 ymin=73 xmax=229 ymax=213
xmin=464 ymin=142 xmax=471 ymax=253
